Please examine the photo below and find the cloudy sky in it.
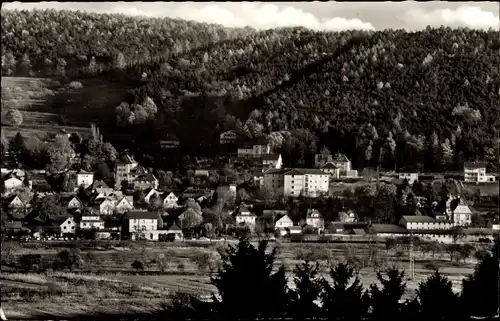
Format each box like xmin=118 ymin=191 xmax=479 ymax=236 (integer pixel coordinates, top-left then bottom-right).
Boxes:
xmin=2 ymin=2 xmax=499 ymax=31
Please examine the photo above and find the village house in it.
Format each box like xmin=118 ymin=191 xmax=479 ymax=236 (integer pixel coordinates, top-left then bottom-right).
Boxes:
xmin=464 ymin=161 xmax=496 ymax=183
xmin=114 ymin=196 xmax=134 ymax=214
xmin=123 ymin=211 xmax=171 ymax=241
xmin=194 ymin=170 xmax=210 ymax=185
xmin=87 ymin=180 xmax=113 ymax=194
xmin=165 ymin=223 xmax=184 ymax=241
xmin=133 ymin=173 xmax=159 ymax=190
xmin=305 ymin=209 xmax=325 ymax=230
xmin=144 ymin=188 xmax=163 ymax=203
xmin=219 ymin=130 xmax=239 ymax=144
xmin=320 ymin=162 xmax=340 ymax=179
xmin=59 ymin=195 xmax=84 ymax=211
xmin=262 ymin=153 xmax=283 ymax=170
xmin=55 ymin=216 xmax=77 ymax=235
xmin=92 ymin=198 xmax=115 ymax=215
xmin=234 ymin=205 xmax=257 ymax=229
xmin=451 ymin=199 xmax=473 ymax=227
xmin=162 ymin=192 xmax=181 ymax=209
xmin=80 ymin=212 xmax=105 ymax=230
xmin=327 ymin=222 xmax=369 ymax=235
xmin=76 ymin=170 xmax=94 ymax=190
xmin=2 ymin=174 xmax=26 ymax=191
xmin=315 ymin=153 xmax=358 ymax=178
xmin=338 ymin=211 xmax=358 ymax=223
xmin=237 ymin=137 xmax=271 ymax=158
xmin=3 ymin=195 xmax=26 ymax=209
xmin=275 ymin=214 xmax=294 ymax=229
xmin=114 ymin=154 xmax=139 ymax=188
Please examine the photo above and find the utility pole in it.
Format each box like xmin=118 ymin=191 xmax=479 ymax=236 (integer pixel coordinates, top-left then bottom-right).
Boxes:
xmin=409 ymin=231 xmax=415 ymax=280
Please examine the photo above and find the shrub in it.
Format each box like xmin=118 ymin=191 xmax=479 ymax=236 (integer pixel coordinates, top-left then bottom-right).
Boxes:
xmin=66 ymin=81 xmax=83 ymax=90
xmin=5 ymin=109 xmax=23 ymax=126
xmin=131 ymin=260 xmax=144 ymax=273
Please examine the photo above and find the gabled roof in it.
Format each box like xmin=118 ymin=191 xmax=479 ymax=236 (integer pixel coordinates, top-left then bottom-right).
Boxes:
xmin=275 ymin=214 xmax=292 ymax=223
xmin=89 ymin=180 xmax=110 ymax=190
xmin=134 ymin=173 xmax=157 ymax=182
xmin=306 ymin=209 xmax=323 ymax=218
xmin=59 ymin=195 xmax=82 ymax=205
xmin=3 ymin=195 xmax=23 ymax=205
xmin=321 ymin=162 xmax=338 ymax=169
xmin=117 ymin=155 xmax=137 ymax=165
xmin=262 ymin=154 xmax=281 ymax=161
xmin=332 ymin=153 xmax=350 ymax=163
xmin=130 ymin=166 xmax=147 ymax=175
xmin=51 ymin=215 xmax=73 ymax=225
xmin=126 ymin=211 xmax=158 ymax=219
xmin=77 ymin=169 xmax=93 ymax=175
xmin=464 ymin=161 xmax=487 ymax=169
xmin=167 ymin=223 xmax=182 ymax=231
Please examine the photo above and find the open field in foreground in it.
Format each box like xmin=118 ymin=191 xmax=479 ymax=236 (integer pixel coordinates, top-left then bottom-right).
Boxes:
xmin=0 ymin=240 xmax=481 ymax=320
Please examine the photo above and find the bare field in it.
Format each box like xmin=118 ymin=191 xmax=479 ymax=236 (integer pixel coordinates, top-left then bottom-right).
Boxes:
xmin=1 ymin=76 xmax=135 ymax=140
xmin=1 ymin=241 xmax=477 ymax=319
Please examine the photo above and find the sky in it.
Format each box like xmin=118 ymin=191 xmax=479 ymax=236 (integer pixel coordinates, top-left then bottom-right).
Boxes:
xmin=2 ymin=2 xmax=499 ymax=31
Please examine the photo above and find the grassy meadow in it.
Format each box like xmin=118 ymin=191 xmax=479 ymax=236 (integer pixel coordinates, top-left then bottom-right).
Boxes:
xmin=0 ymin=240 xmax=481 ymax=319
xmin=1 ymin=76 xmax=136 ymax=140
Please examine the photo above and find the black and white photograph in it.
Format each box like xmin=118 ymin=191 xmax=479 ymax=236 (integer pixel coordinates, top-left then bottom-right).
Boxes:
xmin=0 ymin=1 xmax=499 ymax=320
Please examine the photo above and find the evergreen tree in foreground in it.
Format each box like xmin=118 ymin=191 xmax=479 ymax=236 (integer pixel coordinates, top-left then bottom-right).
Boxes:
xmin=369 ymin=266 xmax=406 ymax=320
xmin=289 ymin=260 xmax=323 ymax=318
xmin=210 ymin=237 xmax=288 ymax=320
xmin=416 ymin=270 xmax=460 ymax=320
xmin=320 ymin=262 xmax=369 ymax=320
xmin=461 ymin=238 xmax=499 ymax=318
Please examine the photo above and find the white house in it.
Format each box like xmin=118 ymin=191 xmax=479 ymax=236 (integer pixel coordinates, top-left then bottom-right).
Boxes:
xmin=464 ymin=161 xmax=496 ymax=183
xmin=144 ymin=188 xmax=162 ymax=203
xmin=283 ymin=169 xmax=329 ymax=198
xmin=56 ymin=216 xmax=77 ymax=235
xmin=451 ymin=199 xmax=472 ymax=227
xmin=3 ymin=176 xmax=24 ymax=191
xmin=76 ymin=170 xmax=94 ymax=190
xmin=115 ymin=154 xmax=139 ymax=187
xmin=306 ymin=209 xmax=325 ymax=229
xmin=234 ymin=206 xmax=257 ymax=228
xmin=125 ymin=211 xmax=158 ymax=233
xmin=262 ymin=154 xmax=282 ymax=170
xmin=80 ymin=213 xmax=105 ymax=230
xmin=320 ymin=162 xmax=340 ymax=179
xmin=162 ymin=192 xmax=180 ymax=209
xmin=399 ymin=216 xmax=453 ymax=231
xmin=115 ymin=197 xmax=134 ymax=214
xmin=92 ymin=198 xmax=115 ymax=215
xmin=275 ymin=214 xmax=294 ymax=229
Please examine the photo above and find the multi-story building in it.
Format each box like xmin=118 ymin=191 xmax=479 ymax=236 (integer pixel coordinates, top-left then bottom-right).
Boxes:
xmin=315 ymin=153 xmax=357 ymax=178
xmin=124 ymin=211 xmax=158 ymax=233
xmin=284 ymin=169 xmax=329 ymax=198
xmin=451 ymin=199 xmax=472 ymax=227
xmin=320 ymin=162 xmax=340 ymax=179
xmin=263 ymin=168 xmax=329 ymax=198
xmin=464 ymin=161 xmax=496 ymax=183
xmin=115 ymin=155 xmax=139 ymax=187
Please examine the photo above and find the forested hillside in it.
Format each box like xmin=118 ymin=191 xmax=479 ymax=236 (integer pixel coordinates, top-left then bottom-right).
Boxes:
xmin=2 ymin=9 xmax=500 ymax=172
xmin=1 ymin=9 xmax=254 ymax=77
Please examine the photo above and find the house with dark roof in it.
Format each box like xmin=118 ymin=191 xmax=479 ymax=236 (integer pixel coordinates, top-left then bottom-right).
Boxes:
xmin=233 ymin=205 xmax=257 ymax=229
xmin=320 ymin=162 xmax=340 ymax=179
xmin=398 ymin=166 xmax=419 ymax=184
xmin=220 ymin=130 xmax=240 ymax=145
xmin=262 ymin=154 xmax=282 ymax=170
xmin=306 ymin=209 xmax=325 ymax=230
xmin=237 ymin=136 xmax=271 ymax=158
xmin=59 ymin=195 xmax=83 ymax=211
xmin=87 ymin=180 xmax=113 ymax=194
xmin=115 ymin=154 xmax=139 ymax=187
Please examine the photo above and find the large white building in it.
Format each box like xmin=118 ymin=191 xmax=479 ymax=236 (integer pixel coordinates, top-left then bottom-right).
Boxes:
xmin=464 ymin=162 xmax=496 ymax=183
xmin=263 ymin=168 xmax=329 ymax=198
xmin=76 ymin=170 xmax=94 ymax=190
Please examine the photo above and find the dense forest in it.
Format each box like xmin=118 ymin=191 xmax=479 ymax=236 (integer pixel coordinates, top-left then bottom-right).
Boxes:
xmin=2 ymin=9 xmax=500 ymax=172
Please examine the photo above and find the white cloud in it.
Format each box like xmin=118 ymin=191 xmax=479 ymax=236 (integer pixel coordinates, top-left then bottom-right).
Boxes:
xmin=403 ymin=5 xmax=500 ymax=30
